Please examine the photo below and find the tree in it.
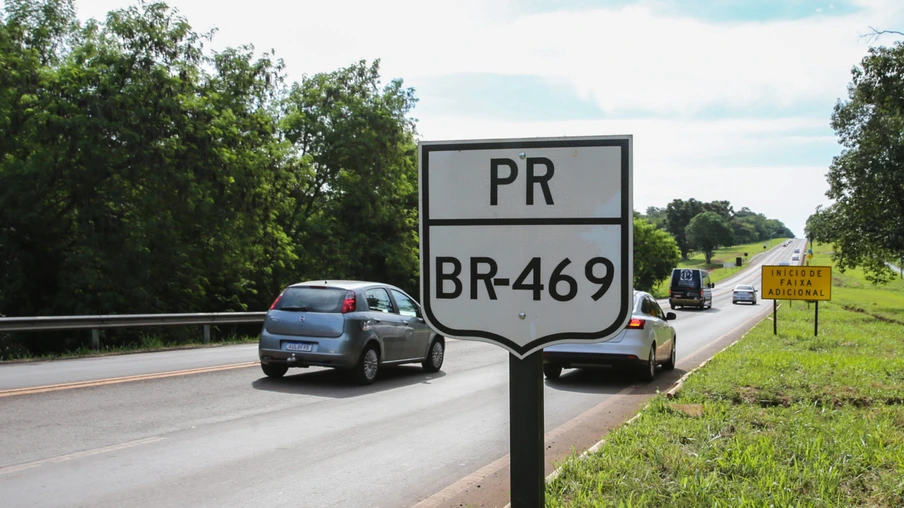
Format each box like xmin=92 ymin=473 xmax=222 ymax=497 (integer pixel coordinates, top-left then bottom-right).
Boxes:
xmin=805 ymin=205 xmax=835 ymax=245
xmin=642 ymin=206 xmax=668 ymax=230
xmin=633 ymin=218 xmax=680 ymax=292
xmin=701 ymin=200 xmax=734 ymax=222
xmin=685 ymin=212 xmax=734 ymax=264
xmin=0 ymin=1 xmax=296 ymax=318
xmin=0 ymin=1 xmax=423 ymax=356
xmin=665 ymin=198 xmax=704 ymax=259
xmin=279 ymin=59 xmax=420 ymax=295
xmin=820 ymin=40 xmax=904 ymax=284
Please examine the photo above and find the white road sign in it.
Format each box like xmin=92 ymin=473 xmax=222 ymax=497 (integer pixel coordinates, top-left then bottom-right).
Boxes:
xmin=419 ymin=136 xmax=633 ymax=358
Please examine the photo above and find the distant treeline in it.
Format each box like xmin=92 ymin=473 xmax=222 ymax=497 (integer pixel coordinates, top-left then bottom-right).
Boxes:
xmin=640 ymin=200 xmax=794 ymax=260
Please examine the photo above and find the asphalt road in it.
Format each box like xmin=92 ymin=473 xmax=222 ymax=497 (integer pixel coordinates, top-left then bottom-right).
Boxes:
xmin=0 ymin=240 xmax=805 ymax=508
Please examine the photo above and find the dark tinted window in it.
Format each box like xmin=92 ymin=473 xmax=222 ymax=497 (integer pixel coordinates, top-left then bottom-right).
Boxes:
xmin=365 ymin=288 xmax=393 ymax=313
xmin=670 ymin=269 xmax=700 ymax=289
xmin=641 ymin=296 xmax=654 ymax=315
xmin=649 ymin=298 xmax=665 ymax=319
xmin=275 ymin=287 xmax=346 ymax=313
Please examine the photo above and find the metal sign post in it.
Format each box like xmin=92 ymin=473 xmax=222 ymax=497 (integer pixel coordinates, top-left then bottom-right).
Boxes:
xmin=773 ymin=299 xmax=777 ymax=335
xmin=815 ymin=301 xmax=819 ymax=336
xmin=419 ymin=136 xmax=633 ymax=507
xmin=509 ymin=352 xmax=545 ymax=506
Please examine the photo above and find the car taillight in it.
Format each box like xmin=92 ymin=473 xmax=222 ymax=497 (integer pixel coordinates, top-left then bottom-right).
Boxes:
xmin=626 ymin=318 xmax=645 ymax=329
xmin=341 ymin=290 xmax=356 ymax=313
xmin=269 ymin=293 xmax=283 ymax=310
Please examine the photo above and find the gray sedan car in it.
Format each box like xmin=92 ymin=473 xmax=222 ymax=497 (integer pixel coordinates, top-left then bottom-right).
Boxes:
xmin=258 ymin=280 xmax=445 ymax=384
xmin=543 ymin=290 xmax=677 ymax=381
xmin=732 ymin=284 xmax=757 ymax=304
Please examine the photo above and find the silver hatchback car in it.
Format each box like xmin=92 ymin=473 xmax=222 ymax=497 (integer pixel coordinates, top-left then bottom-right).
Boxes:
xmin=258 ymin=280 xmax=445 ymax=384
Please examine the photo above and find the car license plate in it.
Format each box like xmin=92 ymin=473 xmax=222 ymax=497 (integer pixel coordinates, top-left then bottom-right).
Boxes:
xmin=286 ymin=343 xmax=313 ymax=352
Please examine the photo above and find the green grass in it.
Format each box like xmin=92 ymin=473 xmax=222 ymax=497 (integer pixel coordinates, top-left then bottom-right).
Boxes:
xmin=651 ymin=239 xmax=790 ymax=298
xmin=809 ymin=242 xmax=904 ymax=325
xmin=547 ymin=245 xmax=904 ymax=507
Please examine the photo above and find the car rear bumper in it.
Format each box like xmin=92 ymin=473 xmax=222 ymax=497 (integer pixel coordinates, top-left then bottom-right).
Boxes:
xmin=543 ymin=341 xmax=649 ymax=368
xmin=258 ymin=331 xmax=362 ymax=369
xmin=669 ymin=297 xmax=705 ymax=307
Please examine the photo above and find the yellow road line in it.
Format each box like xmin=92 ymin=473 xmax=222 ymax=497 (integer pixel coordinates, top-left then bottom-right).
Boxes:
xmin=0 ymin=361 xmax=260 ymax=398
xmin=0 ymin=437 xmax=165 ymax=476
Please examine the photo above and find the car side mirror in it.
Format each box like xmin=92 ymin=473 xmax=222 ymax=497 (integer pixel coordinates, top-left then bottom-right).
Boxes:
xmin=666 ymin=312 xmax=677 ymax=321
xmin=710 ymin=283 xmax=715 ymax=289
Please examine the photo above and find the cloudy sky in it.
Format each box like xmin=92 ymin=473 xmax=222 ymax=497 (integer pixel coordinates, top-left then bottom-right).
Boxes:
xmin=71 ymin=0 xmax=904 ymax=237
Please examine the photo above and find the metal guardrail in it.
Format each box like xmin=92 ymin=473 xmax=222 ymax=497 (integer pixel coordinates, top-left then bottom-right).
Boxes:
xmin=0 ymin=312 xmax=267 ymax=348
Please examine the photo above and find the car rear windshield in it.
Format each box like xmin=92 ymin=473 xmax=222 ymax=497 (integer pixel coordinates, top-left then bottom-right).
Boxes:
xmin=274 ymin=287 xmax=347 ymax=313
xmin=670 ymin=269 xmax=700 ymax=289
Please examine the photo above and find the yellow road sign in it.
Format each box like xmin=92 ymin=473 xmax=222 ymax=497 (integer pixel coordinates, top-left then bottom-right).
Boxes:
xmin=761 ymin=265 xmax=832 ymax=301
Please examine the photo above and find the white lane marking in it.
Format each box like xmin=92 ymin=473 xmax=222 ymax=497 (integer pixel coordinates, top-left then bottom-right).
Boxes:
xmin=0 ymin=436 xmax=165 ymax=476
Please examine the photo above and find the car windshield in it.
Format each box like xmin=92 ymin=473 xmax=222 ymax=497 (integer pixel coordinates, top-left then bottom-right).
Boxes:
xmin=736 ymin=285 xmax=754 ymax=291
xmin=274 ymin=287 xmax=346 ymax=312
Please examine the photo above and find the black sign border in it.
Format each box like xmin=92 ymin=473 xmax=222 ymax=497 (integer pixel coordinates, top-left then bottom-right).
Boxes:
xmin=420 ymin=137 xmax=632 ymax=357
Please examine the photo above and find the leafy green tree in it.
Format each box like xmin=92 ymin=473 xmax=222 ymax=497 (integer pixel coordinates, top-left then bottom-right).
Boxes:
xmin=0 ymin=1 xmax=423 ymax=356
xmin=685 ymin=212 xmax=734 ymax=264
xmin=633 ymin=218 xmax=680 ymax=292
xmin=0 ymin=1 xmax=295 ymax=316
xmin=280 ymin=59 xmax=420 ymax=295
xmin=730 ymin=219 xmax=758 ymax=245
xmin=665 ymin=198 xmax=704 ymax=259
xmin=805 ymin=205 xmax=835 ymax=245
xmin=819 ymin=41 xmax=904 ymax=284
xmin=728 ymin=207 xmax=793 ymax=244
xmin=642 ymin=206 xmax=668 ymax=230
xmin=1 ymin=0 xmax=84 ymax=317
xmin=701 ymin=200 xmax=734 ymax=222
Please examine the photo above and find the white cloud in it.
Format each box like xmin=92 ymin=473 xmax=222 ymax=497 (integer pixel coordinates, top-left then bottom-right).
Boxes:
xmin=71 ymin=0 xmax=902 ymax=115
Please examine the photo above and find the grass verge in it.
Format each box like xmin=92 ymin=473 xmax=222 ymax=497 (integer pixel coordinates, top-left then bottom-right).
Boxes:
xmin=547 ymin=245 xmax=904 ymax=507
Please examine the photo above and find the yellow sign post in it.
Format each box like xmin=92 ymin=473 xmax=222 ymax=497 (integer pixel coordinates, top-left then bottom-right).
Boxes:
xmin=761 ymin=265 xmax=832 ymax=336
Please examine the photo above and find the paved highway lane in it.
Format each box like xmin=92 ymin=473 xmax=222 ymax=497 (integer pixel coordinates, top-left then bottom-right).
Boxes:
xmin=2 ymin=341 xmax=619 ymax=508
xmin=0 ymin=344 xmax=260 ymax=392
xmin=0 ymin=241 xmax=805 ymax=507
xmin=0 ymin=239 xmax=805 ymax=393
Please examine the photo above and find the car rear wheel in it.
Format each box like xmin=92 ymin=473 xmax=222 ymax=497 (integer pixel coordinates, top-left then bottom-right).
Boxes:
xmin=354 ymin=345 xmax=380 ymax=385
xmin=261 ymin=363 xmax=288 ymax=379
xmin=637 ymin=343 xmax=656 ymax=381
xmin=543 ymin=364 xmax=562 ymax=379
xmin=422 ymin=337 xmax=445 ymax=373
xmin=663 ymin=338 xmax=676 ymax=371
